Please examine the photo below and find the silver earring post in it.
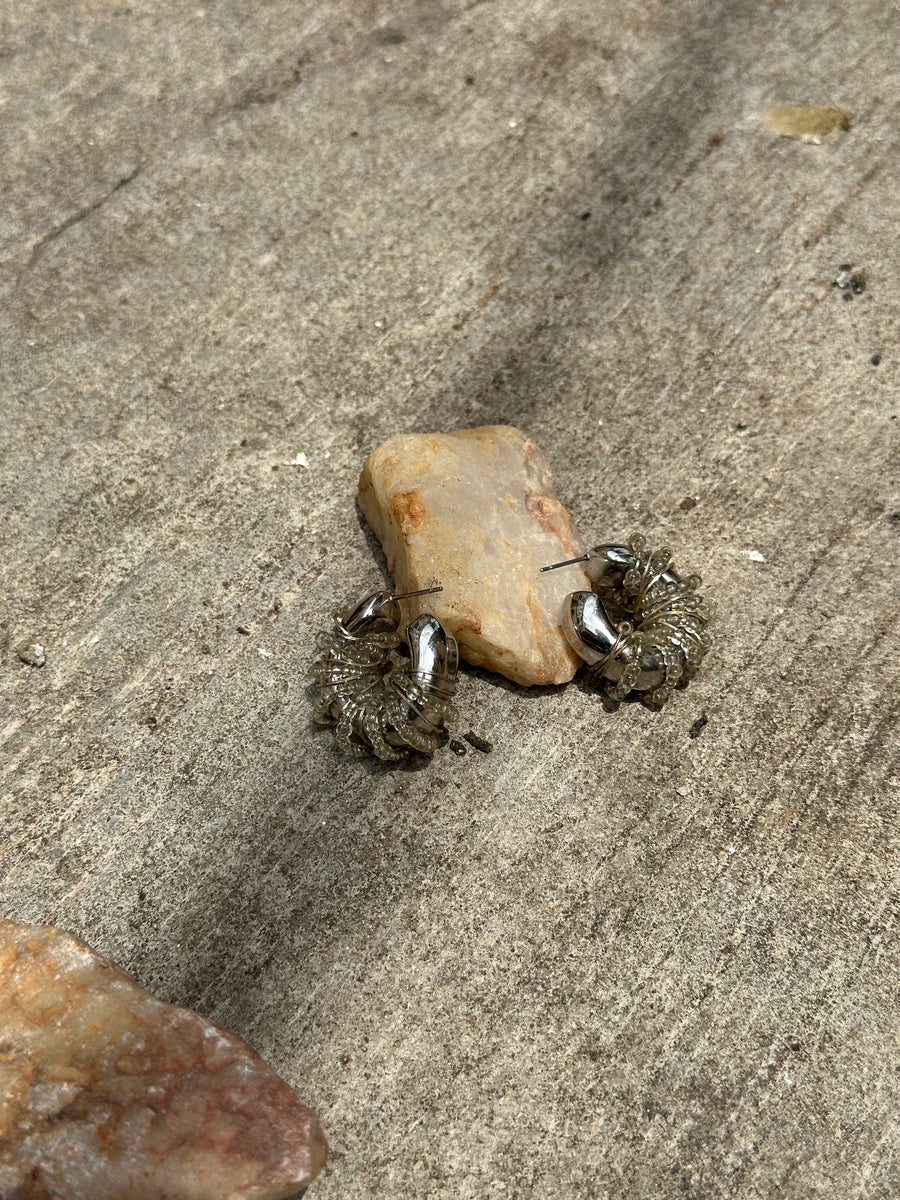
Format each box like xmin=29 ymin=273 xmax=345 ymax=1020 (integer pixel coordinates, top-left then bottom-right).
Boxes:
xmin=539 ymin=554 xmax=590 ymax=573
xmin=391 ymin=586 xmax=444 ymax=600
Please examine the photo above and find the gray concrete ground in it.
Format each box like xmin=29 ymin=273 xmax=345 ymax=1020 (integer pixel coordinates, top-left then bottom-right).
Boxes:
xmin=1 ymin=1 xmax=898 ymax=1196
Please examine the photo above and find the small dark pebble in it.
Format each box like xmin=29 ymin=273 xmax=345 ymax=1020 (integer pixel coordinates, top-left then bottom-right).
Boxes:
xmin=449 ymin=739 xmax=468 ymax=757
xmin=464 ymin=730 xmax=493 ymax=753
xmin=679 ymin=496 xmax=698 ymax=511
xmin=871 ymin=353 xmax=882 ymax=366
xmin=200 ymin=644 xmax=211 ymax=654
xmin=465 ymin=75 xmax=475 ymax=85
xmin=787 ymin=1037 xmax=801 ymax=1052
xmin=850 ymin=273 xmax=866 ymax=295
xmin=580 ymin=211 xmax=591 ymax=220
xmin=688 ymin=712 xmax=709 ymax=739
xmin=236 ymin=626 xmax=251 ymax=635
xmin=146 ymin=716 xmax=158 ymax=729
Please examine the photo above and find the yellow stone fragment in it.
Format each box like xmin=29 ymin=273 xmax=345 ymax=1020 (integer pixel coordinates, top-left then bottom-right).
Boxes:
xmin=763 ymin=104 xmax=851 ymax=144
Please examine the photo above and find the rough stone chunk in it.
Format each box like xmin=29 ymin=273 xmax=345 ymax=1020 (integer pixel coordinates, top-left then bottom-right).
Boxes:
xmin=0 ymin=919 xmax=328 ymax=1200
xmin=358 ymin=425 xmax=591 ymax=685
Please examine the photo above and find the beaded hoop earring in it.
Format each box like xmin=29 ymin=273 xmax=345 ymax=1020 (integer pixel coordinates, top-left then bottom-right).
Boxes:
xmin=311 ymin=586 xmax=459 ymax=759
xmin=542 ymin=534 xmax=714 ymax=707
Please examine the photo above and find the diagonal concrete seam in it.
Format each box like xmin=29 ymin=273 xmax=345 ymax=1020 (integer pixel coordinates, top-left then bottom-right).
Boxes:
xmin=22 ymin=163 xmax=143 ymax=275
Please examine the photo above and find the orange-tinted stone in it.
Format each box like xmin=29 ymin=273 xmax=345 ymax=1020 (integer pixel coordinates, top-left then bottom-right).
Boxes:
xmin=358 ymin=425 xmax=591 ymax=686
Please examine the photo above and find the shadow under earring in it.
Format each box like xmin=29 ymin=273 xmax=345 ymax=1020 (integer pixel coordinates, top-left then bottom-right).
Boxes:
xmin=542 ymin=533 xmax=714 ymax=708
xmin=311 ymin=586 xmax=459 ymax=760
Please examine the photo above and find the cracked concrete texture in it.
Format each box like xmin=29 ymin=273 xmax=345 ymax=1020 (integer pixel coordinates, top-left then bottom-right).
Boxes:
xmin=1 ymin=1 xmax=897 ymax=1197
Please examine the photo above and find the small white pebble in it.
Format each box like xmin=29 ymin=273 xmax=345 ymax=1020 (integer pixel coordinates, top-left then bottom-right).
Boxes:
xmin=16 ymin=642 xmax=46 ymax=668
xmin=258 ymin=648 xmax=272 ymax=658
xmin=286 ymin=452 xmax=309 ymax=468
xmin=740 ymin=549 xmax=766 ymax=562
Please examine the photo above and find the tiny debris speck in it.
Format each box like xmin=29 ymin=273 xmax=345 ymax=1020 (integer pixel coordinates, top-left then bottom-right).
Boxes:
xmin=464 ymin=731 xmax=494 ymax=753
xmin=688 ymin=712 xmax=709 ymax=739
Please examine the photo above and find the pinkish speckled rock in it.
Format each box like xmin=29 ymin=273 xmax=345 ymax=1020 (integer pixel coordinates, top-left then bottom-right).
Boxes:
xmin=0 ymin=919 xmax=327 ymax=1200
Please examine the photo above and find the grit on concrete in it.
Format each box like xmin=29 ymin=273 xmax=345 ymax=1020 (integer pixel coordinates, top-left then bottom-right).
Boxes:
xmin=1 ymin=2 xmax=897 ymax=1197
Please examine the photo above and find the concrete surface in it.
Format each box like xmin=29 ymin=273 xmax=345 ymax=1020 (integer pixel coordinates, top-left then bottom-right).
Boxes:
xmin=1 ymin=1 xmax=897 ymax=1196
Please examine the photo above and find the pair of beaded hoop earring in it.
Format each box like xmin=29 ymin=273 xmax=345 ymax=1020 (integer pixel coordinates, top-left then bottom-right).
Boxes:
xmin=311 ymin=533 xmax=714 ymax=760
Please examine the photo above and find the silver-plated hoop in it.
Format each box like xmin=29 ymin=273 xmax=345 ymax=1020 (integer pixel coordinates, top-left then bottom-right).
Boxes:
xmin=547 ymin=533 xmax=714 ymax=707
xmin=311 ymin=588 xmax=459 ymax=759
